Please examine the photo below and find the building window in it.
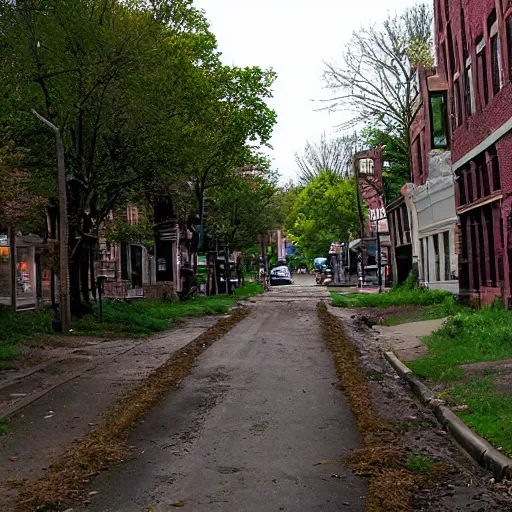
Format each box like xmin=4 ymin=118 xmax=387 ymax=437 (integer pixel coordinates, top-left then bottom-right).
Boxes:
xmin=466 ymin=167 xmax=474 ymax=203
xmin=464 ymin=59 xmax=475 ymax=117
xmin=443 ymin=231 xmax=451 ymax=280
xmin=473 ymin=160 xmax=482 ymax=200
xmin=476 ymin=36 xmax=489 ymax=106
xmin=461 ymin=9 xmax=468 ymax=60
xmin=507 ymin=15 xmax=512 ymax=82
xmin=414 ymin=137 xmax=423 ymax=179
xmin=489 ymin=11 xmax=503 ymax=95
xmin=458 ymin=171 xmax=466 ymax=204
xmin=358 ymin=158 xmax=374 ymax=176
xmin=447 ymin=25 xmax=456 ymax=76
xmin=481 ymin=153 xmax=491 ymax=197
xmin=433 ymin=234 xmax=441 ymax=281
xmin=429 ymin=93 xmax=449 ymax=149
xmin=437 ymin=0 xmax=443 ymax=33
xmin=441 ymin=42 xmax=448 ymax=81
xmin=488 ymin=145 xmax=501 ymax=191
xmin=484 ymin=205 xmax=496 ymax=286
xmin=490 ymin=33 xmax=503 ymax=94
xmin=453 ymin=78 xmax=463 ymax=127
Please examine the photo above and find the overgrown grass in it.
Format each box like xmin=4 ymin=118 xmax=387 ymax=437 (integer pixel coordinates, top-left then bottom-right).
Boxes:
xmin=409 ymin=306 xmax=512 ymax=382
xmin=446 ymin=377 xmax=512 ymax=457
xmin=331 ymin=288 xmax=453 ymax=308
xmin=0 ymin=306 xmax=52 ymax=368
xmin=72 ymin=282 xmax=264 ymax=337
xmin=408 ymin=305 xmax=512 ymax=456
xmin=383 ymin=297 xmax=465 ymax=326
xmin=0 ymin=283 xmax=263 ymax=367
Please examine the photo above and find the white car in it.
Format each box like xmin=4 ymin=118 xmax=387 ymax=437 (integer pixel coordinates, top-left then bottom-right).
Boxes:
xmin=270 ymin=265 xmax=293 ymax=285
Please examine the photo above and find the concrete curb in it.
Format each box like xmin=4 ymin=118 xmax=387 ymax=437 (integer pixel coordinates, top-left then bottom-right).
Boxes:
xmin=384 ymin=351 xmax=512 ymax=481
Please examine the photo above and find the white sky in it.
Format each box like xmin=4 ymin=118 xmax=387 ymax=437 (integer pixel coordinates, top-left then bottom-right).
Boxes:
xmin=193 ymin=0 xmax=420 ymax=183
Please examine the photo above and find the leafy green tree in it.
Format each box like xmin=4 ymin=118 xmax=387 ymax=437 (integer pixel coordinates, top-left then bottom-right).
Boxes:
xmin=205 ymin=164 xmax=282 ymax=253
xmin=286 ymin=172 xmax=359 ymax=263
xmin=0 ymin=0 xmax=276 ymax=313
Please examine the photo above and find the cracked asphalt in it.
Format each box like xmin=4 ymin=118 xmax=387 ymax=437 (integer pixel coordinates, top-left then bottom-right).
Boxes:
xmin=81 ymin=275 xmax=367 ymax=511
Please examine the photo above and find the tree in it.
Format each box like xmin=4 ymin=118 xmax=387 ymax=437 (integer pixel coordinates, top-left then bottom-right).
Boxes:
xmin=0 ymin=0 xmax=276 ymax=313
xmin=322 ymin=2 xmax=433 ymax=199
xmin=295 ymin=132 xmax=358 ymax=183
xmin=205 ymin=163 xmax=282 ymax=253
xmin=285 ymin=172 xmax=359 ymax=263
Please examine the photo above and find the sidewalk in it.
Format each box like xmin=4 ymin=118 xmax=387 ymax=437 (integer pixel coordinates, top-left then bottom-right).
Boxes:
xmin=0 ymin=315 xmax=223 ymax=510
xmin=372 ymin=318 xmax=447 ymax=361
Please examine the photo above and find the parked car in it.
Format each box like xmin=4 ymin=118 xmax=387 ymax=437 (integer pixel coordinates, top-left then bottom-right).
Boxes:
xmin=270 ymin=265 xmax=293 ymax=286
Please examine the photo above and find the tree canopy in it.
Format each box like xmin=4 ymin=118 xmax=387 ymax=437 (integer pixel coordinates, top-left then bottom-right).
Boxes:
xmin=285 ymin=172 xmax=359 ymax=263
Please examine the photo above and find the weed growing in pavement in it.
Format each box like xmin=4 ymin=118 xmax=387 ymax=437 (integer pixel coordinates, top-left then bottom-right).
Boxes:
xmin=405 ymin=455 xmax=435 ymax=474
xmin=0 ymin=417 xmax=9 ymax=435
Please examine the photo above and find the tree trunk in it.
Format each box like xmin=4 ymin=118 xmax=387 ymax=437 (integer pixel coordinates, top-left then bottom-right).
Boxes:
xmin=9 ymin=226 xmax=17 ymax=310
xmin=80 ymin=245 xmax=90 ymax=304
xmin=90 ymin=245 xmax=97 ymax=300
xmin=69 ymin=241 xmax=82 ymax=317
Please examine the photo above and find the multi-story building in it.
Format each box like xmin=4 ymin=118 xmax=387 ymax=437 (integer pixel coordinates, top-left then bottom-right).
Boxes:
xmin=437 ymin=0 xmax=512 ymax=304
xmin=404 ymin=66 xmax=459 ymax=293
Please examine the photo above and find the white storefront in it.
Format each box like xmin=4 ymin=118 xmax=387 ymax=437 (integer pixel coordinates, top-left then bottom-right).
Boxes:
xmin=404 ymin=151 xmax=459 ymax=294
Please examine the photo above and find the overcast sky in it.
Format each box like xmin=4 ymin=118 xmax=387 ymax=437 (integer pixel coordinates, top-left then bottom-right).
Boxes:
xmin=193 ymin=0 xmax=420 ymax=183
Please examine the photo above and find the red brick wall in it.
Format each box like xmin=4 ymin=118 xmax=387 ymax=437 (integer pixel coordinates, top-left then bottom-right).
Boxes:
xmin=439 ymin=0 xmax=512 ymax=162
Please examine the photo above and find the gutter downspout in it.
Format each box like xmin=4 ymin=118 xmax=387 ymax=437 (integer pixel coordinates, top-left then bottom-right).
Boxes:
xmin=402 ymin=183 xmax=422 ymax=283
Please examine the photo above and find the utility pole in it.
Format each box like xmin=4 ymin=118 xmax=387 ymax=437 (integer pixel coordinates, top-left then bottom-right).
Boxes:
xmin=32 ymin=110 xmax=72 ymax=333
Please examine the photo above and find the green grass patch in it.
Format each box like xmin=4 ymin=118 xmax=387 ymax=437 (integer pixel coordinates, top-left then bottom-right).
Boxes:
xmin=445 ymin=377 xmax=512 ymax=457
xmin=0 ymin=283 xmax=263 ymax=366
xmin=73 ymin=282 xmax=263 ymax=336
xmin=331 ymin=288 xmax=453 ymax=308
xmin=409 ymin=306 xmax=512 ymax=382
xmin=0 ymin=417 xmax=9 ymax=435
xmin=408 ymin=305 xmax=512 ymax=456
xmin=0 ymin=305 xmax=52 ymax=367
xmin=404 ymin=454 xmax=436 ymax=474
xmin=383 ymin=297 xmax=465 ymax=326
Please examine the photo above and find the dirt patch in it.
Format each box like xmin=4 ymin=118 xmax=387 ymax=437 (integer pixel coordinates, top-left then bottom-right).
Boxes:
xmin=15 ymin=308 xmax=250 ymax=512
xmin=327 ymin=305 xmax=512 ymax=511
xmin=351 ymin=305 xmax=424 ymax=325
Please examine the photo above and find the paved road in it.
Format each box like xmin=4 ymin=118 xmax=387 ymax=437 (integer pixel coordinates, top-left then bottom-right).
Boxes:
xmin=84 ymin=276 xmax=366 ymax=511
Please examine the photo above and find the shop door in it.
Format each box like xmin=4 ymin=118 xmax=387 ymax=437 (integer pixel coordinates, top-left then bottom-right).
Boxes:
xmin=130 ymin=246 xmax=143 ymax=288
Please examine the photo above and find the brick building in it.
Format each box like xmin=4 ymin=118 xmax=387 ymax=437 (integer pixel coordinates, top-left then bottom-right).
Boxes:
xmin=404 ymin=66 xmax=459 ymax=293
xmin=436 ymin=0 xmax=512 ymax=304
xmin=353 ymin=148 xmax=392 ymax=285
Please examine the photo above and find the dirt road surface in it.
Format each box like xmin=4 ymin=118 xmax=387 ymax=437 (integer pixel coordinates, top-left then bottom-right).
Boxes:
xmin=81 ymin=275 xmax=367 ymax=512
